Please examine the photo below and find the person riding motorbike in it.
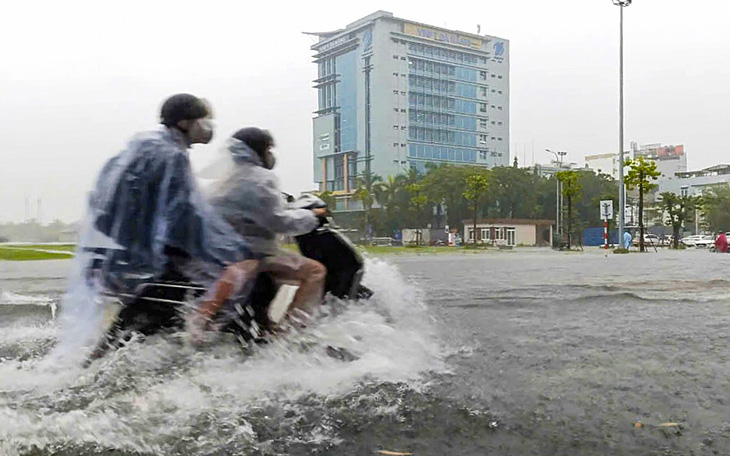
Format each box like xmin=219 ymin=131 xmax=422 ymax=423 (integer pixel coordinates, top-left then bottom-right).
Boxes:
xmin=196 ymin=127 xmax=327 ymax=327
xmin=73 ymin=94 xmax=257 ymax=352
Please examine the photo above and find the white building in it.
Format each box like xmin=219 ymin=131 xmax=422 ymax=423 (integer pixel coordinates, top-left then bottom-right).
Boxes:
xmin=309 ymin=11 xmax=510 ymax=209
xmin=463 ymin=218 xmax=554 ymax=247
xmin=657 ymin=164 xmax=730 ymax=197
xmin=585 ymin=143 xmax=687 ymax=180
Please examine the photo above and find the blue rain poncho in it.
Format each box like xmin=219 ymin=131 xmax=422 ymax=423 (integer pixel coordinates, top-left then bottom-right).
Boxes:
xmin=206 ymin=139 xmax=319 ymax=258
xmin=60 ymin=127 xmax=249 ymax=350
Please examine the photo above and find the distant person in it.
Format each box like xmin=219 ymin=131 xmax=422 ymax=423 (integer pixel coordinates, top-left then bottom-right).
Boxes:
xmin=623 ymin=231 xmax=632 ymax=250
xmin=715 ymin=231 xmax=728 ymax=253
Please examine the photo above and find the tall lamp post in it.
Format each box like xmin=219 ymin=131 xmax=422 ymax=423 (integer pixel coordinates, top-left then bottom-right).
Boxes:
xmin=546 ymin=149 xmax=567 ymax=245
xmin=613 ymin=0 xmax=631 ymax=245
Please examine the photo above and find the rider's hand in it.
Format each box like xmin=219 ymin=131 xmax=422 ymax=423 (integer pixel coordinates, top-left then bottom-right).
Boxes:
xmin=312 ymin=207 xmax=328 ymax=217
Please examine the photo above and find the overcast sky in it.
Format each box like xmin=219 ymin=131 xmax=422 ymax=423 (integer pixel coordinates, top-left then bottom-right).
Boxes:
xmin=1 ymin=0 xmax=728 ymax=223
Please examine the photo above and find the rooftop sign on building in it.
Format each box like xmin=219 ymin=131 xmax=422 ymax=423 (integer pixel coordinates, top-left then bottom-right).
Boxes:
xmin=403 ymin=22 xmax=482 ymax=49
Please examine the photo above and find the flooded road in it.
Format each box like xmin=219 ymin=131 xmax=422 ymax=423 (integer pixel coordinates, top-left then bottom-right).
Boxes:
xmin=2 ymin=249 xmax=730 ymax=455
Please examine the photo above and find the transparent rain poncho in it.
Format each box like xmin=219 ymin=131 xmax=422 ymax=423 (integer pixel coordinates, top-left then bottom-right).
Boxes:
xmin=204 ymin=138 xmax=319 ymax=258
xmin=60 ymin=126 xmax=249 ymax=350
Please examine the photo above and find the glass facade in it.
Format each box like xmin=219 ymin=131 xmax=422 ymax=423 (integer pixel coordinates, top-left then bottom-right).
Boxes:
xmin=336 ymin=50 xmax=358 ymax=153
xmin=406 ymin=42 xmax=488 ymax=167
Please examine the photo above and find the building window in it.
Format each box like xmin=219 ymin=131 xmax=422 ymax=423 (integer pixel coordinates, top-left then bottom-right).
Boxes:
xmin=498 ymin=121 xmax=503 ymax=125
xmin=401 ymin=143 xmax=407 ymax=147
xmin=498 ymin=90 xmax=503 ymax=94
xmin=498 ymin=137 xmax=503 ymax=141
xmin=480 ymin=87 xmax=488 ymax=97
xmin=479 ymin=150 xmax=487 ymax=160
xmin=479 ymin=103 xmax=487 ymax=113
xmin=491 ymin=121 xmax=496 ymax=125
xmin=401 ymin=126 xmax=407 ymax=130
xmin=479 ymin=134 xmax=487 ymax=145
xmin=469 ymin=229 xmax=475 ymax=241
xmin=498 ymin=106 xmax=503 ymax=110
xmin=393 ymin=90 xmax=399 ymax=95
xmin=393 ymin=142 xmax=399 ymax=147
xmin=394 ymin=108 xmax=399 ymax=112
xmin=491 ymin=74 xmax=496 ymax=78
xmin=481 ymin=228 xmax=489 ymax=239
xmin=498 ymin=75 xmax=503 ymax=79
xmin=393 ymin=125 xmax=399 ymax=130
xmin=480 ymin=57 xmax=487 ymax=64
xmin=479 ymin=119 xmax=487 ymax=129
xmin=400 ymin=109 xmax=407 ymax=113
xmin=479 ymin=71 xmax=487 ymax=81
xmin=393 ymin=55 xmax=399 ymax=59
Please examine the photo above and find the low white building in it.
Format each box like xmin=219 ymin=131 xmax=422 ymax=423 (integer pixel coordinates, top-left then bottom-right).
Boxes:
xmin=463 ymin=218 xmax=554 ymax=247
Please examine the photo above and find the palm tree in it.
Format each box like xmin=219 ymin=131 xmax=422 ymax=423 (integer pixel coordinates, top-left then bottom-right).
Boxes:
xmin=314 ymin=190 xmax=336 ymax=210
xmin=352 ymin=170 xmax=383 ymax=240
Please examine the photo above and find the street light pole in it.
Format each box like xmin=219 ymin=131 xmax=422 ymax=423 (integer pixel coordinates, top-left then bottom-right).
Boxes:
xmin=613 ymin=0 xmax=631 ymax=245
xmin=546 ymin=149 xmax=567 ymax=245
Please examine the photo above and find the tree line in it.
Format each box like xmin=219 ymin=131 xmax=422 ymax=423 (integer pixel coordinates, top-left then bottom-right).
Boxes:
xmin=318 ymin=158 xmax=730 ymax=250
xmin=318 ymin=160 xmax=619 ymax=245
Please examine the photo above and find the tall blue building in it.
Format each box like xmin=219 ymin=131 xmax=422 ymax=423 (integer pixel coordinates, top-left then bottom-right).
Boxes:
xmin=308 ymin=11 xmax=509 ymax=209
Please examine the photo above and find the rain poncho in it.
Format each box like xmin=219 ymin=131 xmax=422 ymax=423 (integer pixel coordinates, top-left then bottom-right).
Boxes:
xmin=715 ymin=233 xmax=727 ymax=253
xmin=60 ymin=126 xmax=249 ymax=350
xmin=207 ymin=139 xmax=319 ymax=257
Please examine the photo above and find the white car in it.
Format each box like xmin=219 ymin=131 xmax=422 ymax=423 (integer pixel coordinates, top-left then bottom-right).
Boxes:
xmin=694 ymin=235 xmax=716 ymax=248
xmin=632 ymin=234 xmax=660 ymax=247
xmin=682 ymin=235 xmax=714 ymax=247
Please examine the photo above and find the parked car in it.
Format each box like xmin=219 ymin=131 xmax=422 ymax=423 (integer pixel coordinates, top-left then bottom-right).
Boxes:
xmin=683 ymin=235 xmax=714 ymax=248
xmin=697 ymin=235 xmax=715 ymax=248
xmin=681 ymin=235 xmax=704 ymax=247
xmin=632 ymin=234 xmax=660 ymax=247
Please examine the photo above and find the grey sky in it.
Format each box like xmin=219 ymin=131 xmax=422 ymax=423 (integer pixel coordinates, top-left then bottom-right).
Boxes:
xmin=1 ymin=0 xmax=728 ymax=223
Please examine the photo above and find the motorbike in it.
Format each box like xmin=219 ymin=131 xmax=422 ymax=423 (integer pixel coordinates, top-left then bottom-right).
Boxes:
xmin=87 ymin=194 xmax=372 ymax=361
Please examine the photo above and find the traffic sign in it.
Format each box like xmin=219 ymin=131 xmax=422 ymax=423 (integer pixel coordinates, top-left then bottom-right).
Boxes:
xmin=600 ymin=200 xmax=614 ymax=220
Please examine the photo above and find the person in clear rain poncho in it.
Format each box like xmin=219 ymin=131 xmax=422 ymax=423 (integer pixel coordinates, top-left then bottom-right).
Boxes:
xmin=196 ymin=127 xmax=328 ymax=327
xmin=62 ymin=94 xmax=257 ymax=351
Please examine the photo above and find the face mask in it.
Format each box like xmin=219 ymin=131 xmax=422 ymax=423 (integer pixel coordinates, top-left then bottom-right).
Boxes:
xmin=265 ymin=151 xmax=276 ymax=170
xmin=187 ymin=118 xmax=214 ymax=145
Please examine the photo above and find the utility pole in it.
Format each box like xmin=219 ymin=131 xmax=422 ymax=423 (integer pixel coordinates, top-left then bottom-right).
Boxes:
xmin=546 ymin=149 xmax=567 ymax=245
xmin=613 ymin=0 xmax=632 ymax=245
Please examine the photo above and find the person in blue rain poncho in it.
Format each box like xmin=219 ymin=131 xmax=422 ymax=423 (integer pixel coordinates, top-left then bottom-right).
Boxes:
xmin=63 ymin=94 xmax=257 ymax=349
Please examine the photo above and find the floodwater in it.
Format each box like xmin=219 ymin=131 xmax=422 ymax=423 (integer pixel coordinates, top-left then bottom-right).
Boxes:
xmin=2 ymin=249 xmax=730 ymax=455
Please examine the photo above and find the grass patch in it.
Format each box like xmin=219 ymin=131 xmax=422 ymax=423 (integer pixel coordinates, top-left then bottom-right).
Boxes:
xmin=0 ymin=247 xmax=74 ymax=261
xmin=9 ymin=244 xmax=77 ymax=252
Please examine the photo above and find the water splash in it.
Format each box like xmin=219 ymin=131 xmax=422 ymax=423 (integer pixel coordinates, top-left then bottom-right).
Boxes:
xmin=0 ymin=258 xmax=443 ymax=455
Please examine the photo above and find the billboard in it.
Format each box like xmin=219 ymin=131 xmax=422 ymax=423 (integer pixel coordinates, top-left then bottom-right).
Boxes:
xmin=403 ymin=23 xmax=482 ymax=49
xmin=637 ymin=144 xmax=685 ymax=160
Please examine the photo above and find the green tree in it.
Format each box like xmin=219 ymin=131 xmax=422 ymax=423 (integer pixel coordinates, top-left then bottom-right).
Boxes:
xmin=624 ymin=157 xmax=661 ymax=252
xmin=699 ymin=184 xmax=730 ymax=233
xmin=373 ymin=175 xmax=404 ymax=235
xmin=659 ymin=192 xmax=698 ymax=249
xmin=314 ymin=190 xmax=336 ymax=210
xmin=489 ymin=166 xmax=536 ymax=218
xmin=406 ymin=182 xmax=429 ymax=246
xmin=422 ymin=164 xmax=472 ymax=230
xmin=352 ymin=170 xmax=382 ymax=240
xmin=463 ymin=169 xmax=490 ymax=245
xmin=556 ymin=170 xmax=582 ymax=249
